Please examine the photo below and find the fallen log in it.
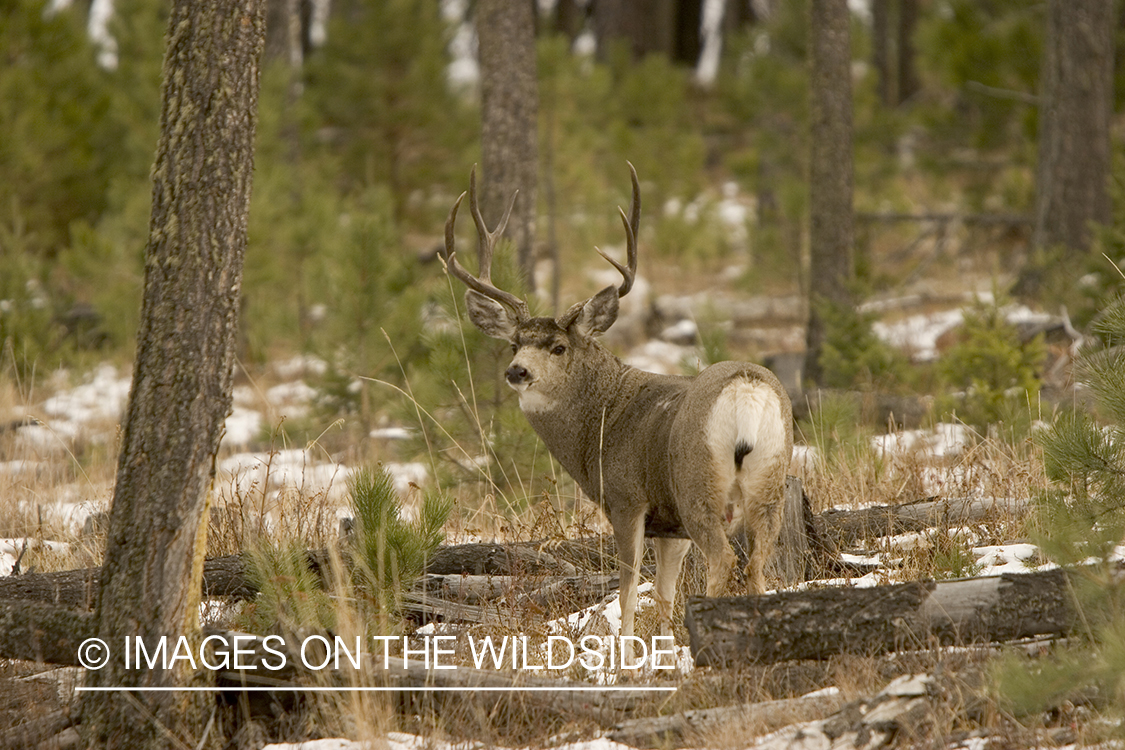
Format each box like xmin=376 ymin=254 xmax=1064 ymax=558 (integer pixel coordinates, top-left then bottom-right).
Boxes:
xmin=0 ymin=600 xmax=95 ymax=666
xmin=0 ymin=553 xmax=262 ymax=610
xmin=686 ymin=568 xmax=1075 ymax=668
xmin=751 ymin=673 xmax=941 ymax=750
xmin=406 ymin=573 xmax=620 ymax=625
xmin=819 ymin=496 xmax=1029 ymax=547
xmin=607 ymin=689 xmax=845 ymax=749
xmin=0 ymin=709 xmax=76 ymax=750
xmin=791 ymin=390 xmax=934 ymax=429
xmin=0 ymin=541 xmax=597 ymax=610
xmin=426 ymin=541 xmax=579 ymax=576
xmin=204 ymin=631 xmax=648 ymax=728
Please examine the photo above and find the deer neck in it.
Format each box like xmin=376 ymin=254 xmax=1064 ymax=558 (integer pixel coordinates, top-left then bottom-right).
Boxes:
xmin=520 ymin=343 xmax=657 ymax=500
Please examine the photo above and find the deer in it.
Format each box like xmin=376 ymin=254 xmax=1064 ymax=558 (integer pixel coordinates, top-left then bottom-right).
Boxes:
xmin=439 ymin=164 xmax=794 ymax=669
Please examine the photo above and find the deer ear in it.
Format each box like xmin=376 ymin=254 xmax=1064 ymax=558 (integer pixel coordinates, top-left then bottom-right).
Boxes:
xmin=568 ymin=285 xmax=619 ymax=335
xmin=465 ymin=290 xmax=518 ymax=341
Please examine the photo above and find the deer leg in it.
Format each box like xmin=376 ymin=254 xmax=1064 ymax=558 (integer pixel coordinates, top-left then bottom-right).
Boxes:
xmin=613 ymin=512 xmax=646 ymax=673
xmin=678 ymin=502 xmax=737 ymax=598
xmin=744 ymin=493 xmax=784 ymax=594
xmin=652 ymin=537 xmax=691 ymax=669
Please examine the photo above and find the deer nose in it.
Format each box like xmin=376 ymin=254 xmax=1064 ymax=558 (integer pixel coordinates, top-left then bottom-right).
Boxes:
xmin=506 ymin=364 xmax=531 ymax=385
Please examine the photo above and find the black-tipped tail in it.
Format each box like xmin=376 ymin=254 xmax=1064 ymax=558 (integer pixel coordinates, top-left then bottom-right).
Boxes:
xmin=734 ymin=440 xmax=753 ymax=470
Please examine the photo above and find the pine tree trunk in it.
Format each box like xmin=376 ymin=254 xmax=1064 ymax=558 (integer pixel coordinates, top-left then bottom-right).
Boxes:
xmin=80 ymin=0 xmax=265 ymax=746
xmin=594 ymin=0 xmax=677 ymax=61
xmin=1024 ymin=0 xmax=1114 ymax=295
xmin=477 ymin=0 xmax=539 ymax=290
xmin=804 ymin=0 xmax=855 ymax=387
xmin=871 ymin=0 xmax=892 ymax=106
xmin=895 ymin=0 xmax=919 ymax=104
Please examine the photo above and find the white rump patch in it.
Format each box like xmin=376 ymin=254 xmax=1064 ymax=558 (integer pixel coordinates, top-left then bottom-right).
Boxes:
xmin=705 ymin=379 xmax=788 ymax=528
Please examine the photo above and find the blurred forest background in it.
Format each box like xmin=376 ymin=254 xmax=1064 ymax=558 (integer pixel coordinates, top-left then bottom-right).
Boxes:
xmin=1 ymin=0 xmax=1122 ymax=446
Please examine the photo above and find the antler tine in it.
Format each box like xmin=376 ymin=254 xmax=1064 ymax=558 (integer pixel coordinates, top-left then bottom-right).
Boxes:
xmin=468 ymin=166 xmax=518 ymax=284
xmin=441 ymin=170 xmax=529 ymax=319
xmin=625 ymin=161 xmax=640 ymax=280
xmin=596 ymin=162 xmax=641 ymax=298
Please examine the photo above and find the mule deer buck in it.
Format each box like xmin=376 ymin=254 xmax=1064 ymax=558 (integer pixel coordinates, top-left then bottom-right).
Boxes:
xmin=440 ymin=164 xmax=793 ymax=667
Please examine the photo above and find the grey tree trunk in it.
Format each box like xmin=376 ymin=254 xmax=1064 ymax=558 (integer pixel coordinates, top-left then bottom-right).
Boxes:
xmin=1024 ymin=0 xmax=1113 ymax=295
xmin=80 ymin=0 xmax=265 ymax=746
xmin=477 ymin=0 xmax=539 ymax=290
xmin=804 ymin=0 xmax=855 ymax=387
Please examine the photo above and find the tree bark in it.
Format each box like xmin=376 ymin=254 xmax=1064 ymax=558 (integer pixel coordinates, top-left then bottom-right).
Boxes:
xmin=477 ymin=0 xmax=539 ymax=290
xmin=80 ymin=0 xmax=265 ymax=746
xmin=804 ymin=0 xmax=855 ymax=387
xmin=686 ymin=569 xmax=1075 ymax=668
xmin=1023 ymin=0 xmax=1113 ymax=296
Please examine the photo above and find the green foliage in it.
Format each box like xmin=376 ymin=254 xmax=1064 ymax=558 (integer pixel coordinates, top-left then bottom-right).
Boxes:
xmin=0 ymin=1 xmax=126 ymax=368
xmin=349 ymin=466 xmax=451 ymax=607
xmin=0 ymin=216 xmax=52 ymax=368
xmin=242 ymin=538 xmax=337 ymax=635
xmin=651 ymin=200 xmax=736 ymax=265
xmin=927 ymin=529 xmax=982 ymax=580
xmin=995 ymin=296 xmax=1125 ymax=719
xmin=0 ymin=0 xmax=121 ymax=259
xmin=711 ymin=6 xmax=808 ymax=287
xmin=817 ymin=298 xmax=910 ymax=390
xmin=303 ymin=0 xmax=475 ymax=223
xmin=1058 ymin=148 xmax=1125 ymax=328
xmin=915 ymin=0 xmax=1042 ymax=151
xmin=539 ymin=33 xmax=706 ymax=277
xmin=936 ymin=295 xmax=1043 ymax=439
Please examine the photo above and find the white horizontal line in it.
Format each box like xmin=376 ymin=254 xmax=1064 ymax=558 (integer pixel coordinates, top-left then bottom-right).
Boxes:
xmin=76 ymin=685 xmax=675 ymax=693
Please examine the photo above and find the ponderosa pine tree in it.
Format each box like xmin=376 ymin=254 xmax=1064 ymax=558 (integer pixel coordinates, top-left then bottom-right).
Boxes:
xmin=805 ymin=0 xmax=855 ymax=387
xmin=998 ymin=294 xmax=1125 ymax=717
xmin=81 ymin=0 xmax=265 ymax=746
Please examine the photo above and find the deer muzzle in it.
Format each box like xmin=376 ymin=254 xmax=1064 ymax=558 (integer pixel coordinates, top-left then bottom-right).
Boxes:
xmin=505 ymin=363 xmax=532 ymax=387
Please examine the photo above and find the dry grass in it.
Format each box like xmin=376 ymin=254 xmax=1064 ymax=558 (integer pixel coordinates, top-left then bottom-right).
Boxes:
xmin=0 ymin=356 xmax=1105 ymax=750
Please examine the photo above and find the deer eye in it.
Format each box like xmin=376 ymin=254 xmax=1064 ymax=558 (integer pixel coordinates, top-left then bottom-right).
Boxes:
xmin=551 ymin=345 xmax=566 ymax=356
xmin=511 ymin=344 xmax=519 ymax=355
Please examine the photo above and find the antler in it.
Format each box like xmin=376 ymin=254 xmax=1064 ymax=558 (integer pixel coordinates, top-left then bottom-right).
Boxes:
xmin=594 ymin=161 xmax=640 ymax=298
xmin=442 ymin=166 xmax=529 ymax=320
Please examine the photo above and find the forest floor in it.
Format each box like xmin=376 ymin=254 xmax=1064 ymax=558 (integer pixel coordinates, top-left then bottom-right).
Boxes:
xmin=0 ymin=255 xmax=1115 ymax=748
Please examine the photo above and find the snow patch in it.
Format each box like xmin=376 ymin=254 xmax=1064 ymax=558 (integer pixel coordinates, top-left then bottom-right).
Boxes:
xmin=872 ymin=422 xmax=970 ymax=459
xmin=625 ymin=341 xmax=694 ymax=375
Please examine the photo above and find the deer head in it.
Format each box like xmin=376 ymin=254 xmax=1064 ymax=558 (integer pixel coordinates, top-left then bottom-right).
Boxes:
xmin=441 ymin=164 xmax=641 ymax=412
